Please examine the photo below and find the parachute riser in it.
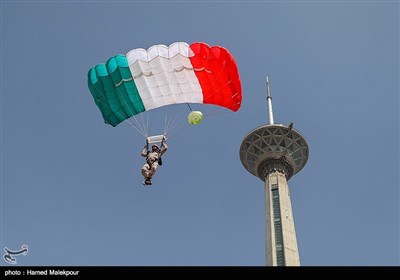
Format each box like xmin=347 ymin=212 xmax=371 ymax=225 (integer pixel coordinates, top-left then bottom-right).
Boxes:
xmin=145 ymin=134 xmax=167 ymax=151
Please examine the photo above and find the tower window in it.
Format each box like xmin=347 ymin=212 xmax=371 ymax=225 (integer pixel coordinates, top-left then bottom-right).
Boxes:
xmin=272 ymin=188 xmax=285 ymax=266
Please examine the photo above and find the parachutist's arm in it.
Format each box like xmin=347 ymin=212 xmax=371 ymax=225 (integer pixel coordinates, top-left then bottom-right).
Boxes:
xmin=159 ymin=142 xmax=168 ymax=156
xmin=141 ymin=146 xmax=148 ymax=157
xmin=161 ymin=135 xmax=167 ymax=147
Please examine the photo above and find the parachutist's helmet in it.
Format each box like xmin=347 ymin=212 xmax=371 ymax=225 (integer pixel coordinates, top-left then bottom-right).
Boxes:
xmin=152 ymin=144 xmax=159 ymax=151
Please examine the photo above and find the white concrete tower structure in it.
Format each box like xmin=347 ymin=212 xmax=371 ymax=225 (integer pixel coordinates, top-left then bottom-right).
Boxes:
xmin=239 ymin=78 xmax=309 ymax=266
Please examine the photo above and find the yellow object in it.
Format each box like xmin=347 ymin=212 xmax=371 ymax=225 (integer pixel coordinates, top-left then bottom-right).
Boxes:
xmin=188 ymin=111 xmax=203 ymax=125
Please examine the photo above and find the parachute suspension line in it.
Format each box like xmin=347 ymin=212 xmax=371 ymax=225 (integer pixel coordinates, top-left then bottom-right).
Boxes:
xmin=146 ymin=112 xmax=150 ymax=137
xmin=106 ymin=88 xmax=148 ymax=137
xmin=123 ymin=99 xmax=147 ymax=137
xmin=113 ymin=111 xmax=146 ymax=137
xmin=122 ymin=110 xmax=146 ymax=137
xmin=125 ymin=118 xmax=146 ymax=137
xmin=167 ymin=114 xmax=180 ymax=135
xmin=187 ymin=103 xmax=193 ymax=112
xmin=164 ymin=113 xmax=186 ymax=140
xmin=163 ymin=111 xmax=169 ymax=136
xmin=95 ymin=92 xmax=147 ymax=137
xmin=163 ymin=112 xmax=173 ymax=135
xmin=167 ymin=110 xmax=178 ymax=135
xmin=139 ymin=112 xmax=148 ymax=137
xmin=165 ymin=117 xmax=188 ymax=141
xmin=168 ymin=113 xmax=177 ymax=132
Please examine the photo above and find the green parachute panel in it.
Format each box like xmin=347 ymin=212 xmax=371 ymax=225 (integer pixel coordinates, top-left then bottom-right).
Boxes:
xmin=87 ymin=54 xmax=145 ymax=127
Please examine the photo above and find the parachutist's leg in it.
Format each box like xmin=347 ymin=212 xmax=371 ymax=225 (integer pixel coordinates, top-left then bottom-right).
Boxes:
xmin=142 ymin=163 xmax=153 ymax=185
xmin=142 ymin=163 xmax=151 ymax=179
xmin=148 ymin=162 xmax=159 ymax=177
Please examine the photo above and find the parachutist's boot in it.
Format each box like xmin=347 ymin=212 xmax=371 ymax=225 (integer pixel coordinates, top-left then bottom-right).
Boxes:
xmin=143 ymin=178 xmax=152 ymax=186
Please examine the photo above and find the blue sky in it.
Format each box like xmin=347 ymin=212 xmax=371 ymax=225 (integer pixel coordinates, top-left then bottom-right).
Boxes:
xmin=1 ymin=1 xmax=398 ymax=266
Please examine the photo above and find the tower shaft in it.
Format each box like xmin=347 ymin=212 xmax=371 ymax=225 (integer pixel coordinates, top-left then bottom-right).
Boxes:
xmin=264 ymin=170 xmax=300 ymax=266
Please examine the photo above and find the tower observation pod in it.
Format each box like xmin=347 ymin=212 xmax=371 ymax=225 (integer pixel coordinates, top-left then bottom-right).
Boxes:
xmin=239 ymin=77 xmax=309 ymax=266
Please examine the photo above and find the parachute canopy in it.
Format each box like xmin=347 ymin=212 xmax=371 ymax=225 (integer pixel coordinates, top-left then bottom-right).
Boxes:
xmin=87 ymin=42 xmax=242 ymax=127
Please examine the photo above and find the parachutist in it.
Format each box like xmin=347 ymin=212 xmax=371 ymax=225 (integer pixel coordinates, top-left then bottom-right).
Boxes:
xmin=141 ymin=141 xmax=168 ymax=186
xmin=288 ymin=122 xmax=293 ymax=130
xmin=87 ymin=42 xmax=242 ymax=187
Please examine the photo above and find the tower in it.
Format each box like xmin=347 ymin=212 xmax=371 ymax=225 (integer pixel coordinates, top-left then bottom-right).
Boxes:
xmin=239 ymin=78 xmax=309 ymax=266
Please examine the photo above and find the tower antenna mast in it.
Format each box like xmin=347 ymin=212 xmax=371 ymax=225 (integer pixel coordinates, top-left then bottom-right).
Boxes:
xmin=266 ymin=76 xmax=274 ymax=125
